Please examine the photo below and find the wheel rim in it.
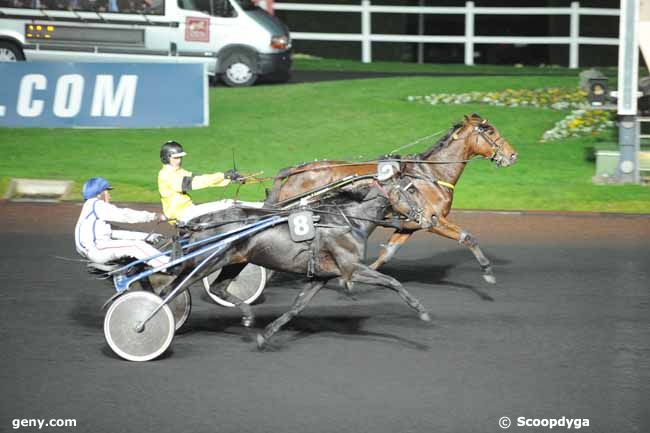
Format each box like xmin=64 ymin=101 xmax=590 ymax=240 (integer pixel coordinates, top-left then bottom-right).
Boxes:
xmin=0 ymin=48 xmax=17 ymax=62
xmin=104 ymin=291 xmax=175 ymax=362
xmin=203 ymin=264 xmax=266 ymax=307
xmin=226 ymin=62 xmax=253 ymax=84
xmin=148 ymin=276 xmax=190 ymax=331
xmin=169 ymin=290 xmax=191 ymax=331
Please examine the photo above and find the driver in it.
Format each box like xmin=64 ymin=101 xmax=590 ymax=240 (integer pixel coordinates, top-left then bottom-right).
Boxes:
xmin=75 ymin=177 xmax=170 ymax=269
xmin=157 ymin=141 xmax=263 ymax=224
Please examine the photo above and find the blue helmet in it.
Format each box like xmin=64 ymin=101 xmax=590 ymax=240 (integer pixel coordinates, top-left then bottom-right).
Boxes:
xmin=82 ymin=177 xmax=113 ymax=200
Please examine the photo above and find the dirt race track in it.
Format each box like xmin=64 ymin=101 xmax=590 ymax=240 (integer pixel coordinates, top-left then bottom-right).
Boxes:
xmin=0 ymin=201 xmax=648 ymax=433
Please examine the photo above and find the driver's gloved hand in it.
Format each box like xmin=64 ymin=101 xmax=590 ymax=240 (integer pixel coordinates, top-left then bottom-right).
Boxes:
xmin=224 ymin=169 xmax=244 ymax=182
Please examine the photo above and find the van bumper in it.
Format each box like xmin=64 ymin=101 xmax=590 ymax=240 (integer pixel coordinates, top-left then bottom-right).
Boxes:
xmin=258 ymin=50 xmax=292 ymax=75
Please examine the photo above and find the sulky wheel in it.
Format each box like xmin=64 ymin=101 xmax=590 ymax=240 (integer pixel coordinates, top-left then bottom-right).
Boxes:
xmin=202 ymin=264 xmax=266 ymax=307
xmin=151 ymin=283 xmax=191 ymax=332
xmin=104 ymin=291 xmax=175 ymax=362
xmin=168 ymin=290 xmax=191 ymax=331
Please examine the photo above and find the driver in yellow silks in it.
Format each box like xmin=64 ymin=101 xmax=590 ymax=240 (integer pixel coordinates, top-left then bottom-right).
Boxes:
xmin=157 ymin=141 xmax=263 ymax=224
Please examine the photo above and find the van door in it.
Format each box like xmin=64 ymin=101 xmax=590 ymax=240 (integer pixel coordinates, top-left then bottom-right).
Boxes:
xmin=96 ymin=0 xmax=176 ymax=64
xmin=175 ymin=0 xmax=240 ymax=75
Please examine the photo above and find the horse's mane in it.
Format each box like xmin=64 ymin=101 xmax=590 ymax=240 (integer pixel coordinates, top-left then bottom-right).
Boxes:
xmin=417 ymin=113 xmax=493 ymax=160
xmin=417 ymin=122 xmax=462 ymax=160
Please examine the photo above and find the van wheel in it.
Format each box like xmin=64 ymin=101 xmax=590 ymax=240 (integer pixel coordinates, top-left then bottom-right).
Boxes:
xmin=221 ymin=53 xmax=257 ymax=87
xmin=0 ymin=41 xmax=24 ymax=62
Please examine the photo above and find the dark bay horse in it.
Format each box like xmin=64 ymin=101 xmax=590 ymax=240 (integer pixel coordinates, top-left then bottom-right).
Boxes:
xmin=178 ymin=178 xmax=433 ymax=348
xmin=265 ymin=114 xmax=518 ymax=283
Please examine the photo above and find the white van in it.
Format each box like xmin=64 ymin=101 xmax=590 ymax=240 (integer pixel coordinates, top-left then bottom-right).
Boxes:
xmin=0 ymin=0 xmax=291 ymax=86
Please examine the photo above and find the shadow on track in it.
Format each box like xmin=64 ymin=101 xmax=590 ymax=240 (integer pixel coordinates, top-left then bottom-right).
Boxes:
xmin=181 ymin=310 xmax=431 ymax=352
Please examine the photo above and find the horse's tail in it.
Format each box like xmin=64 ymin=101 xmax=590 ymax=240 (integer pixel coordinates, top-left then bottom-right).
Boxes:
xmin=265 ymin=166 xmax=295 ymax=205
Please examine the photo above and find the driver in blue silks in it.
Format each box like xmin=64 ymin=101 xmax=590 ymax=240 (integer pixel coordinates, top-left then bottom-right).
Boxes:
xmin=74 ymin=177 xmax=170 ymax=270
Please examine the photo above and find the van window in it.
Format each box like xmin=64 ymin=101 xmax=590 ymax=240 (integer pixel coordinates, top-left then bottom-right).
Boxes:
xmin=178 ymin=0 xmax=234 ymax=18
xmin=177 ymin=0 xmax=198 ymax=12
xmin=233 ymin=0 xmax=255 ymax=11
xmin=212 ymin=0 xmax=234 ymax=17
xmin=0 ymin=0 xmax=163 ymax=14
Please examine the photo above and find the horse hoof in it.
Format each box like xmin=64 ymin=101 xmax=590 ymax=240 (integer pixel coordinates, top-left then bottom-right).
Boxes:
xmin=256 ymin=334 xmax=267 ymax=350
xmin=242 ymin=317 xmax=254 ymax=328
xmin=419 ymin=312 xmax=431 ymax=322
xmin=483 ymin=274 xmax=497 ymax=284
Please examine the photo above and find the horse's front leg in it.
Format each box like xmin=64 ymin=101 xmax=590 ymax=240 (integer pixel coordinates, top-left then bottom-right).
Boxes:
xmin=369 ymin=231 xmax=413 ymax=270
xmin=428 ymin=216 xmax=496 ymax=284
xmin=256 ymin=280 xmax=326 ymax=350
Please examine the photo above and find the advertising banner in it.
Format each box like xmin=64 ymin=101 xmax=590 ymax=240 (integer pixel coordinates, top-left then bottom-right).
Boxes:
xmin=0 ymin=62 xmax=208 ymax=128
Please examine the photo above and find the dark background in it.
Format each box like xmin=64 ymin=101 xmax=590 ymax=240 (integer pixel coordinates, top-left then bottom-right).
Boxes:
xmin=276 ymin=0 xmax=620 ymax=67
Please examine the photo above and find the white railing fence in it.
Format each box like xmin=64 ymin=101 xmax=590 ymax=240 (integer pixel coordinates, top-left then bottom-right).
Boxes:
xmin=271 ymin=1 xmax=620 ymax=68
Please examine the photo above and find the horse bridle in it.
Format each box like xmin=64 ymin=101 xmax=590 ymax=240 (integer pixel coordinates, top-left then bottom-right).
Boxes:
xmin=473 ymin=124 xmax=505 ymax=161
xmin=374 ymin=177 xmax=425 ymax=226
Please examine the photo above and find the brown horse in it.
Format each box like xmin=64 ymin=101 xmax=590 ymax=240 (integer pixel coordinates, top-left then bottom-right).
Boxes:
xmin=266 ymin=114 xmax=518 ymax=283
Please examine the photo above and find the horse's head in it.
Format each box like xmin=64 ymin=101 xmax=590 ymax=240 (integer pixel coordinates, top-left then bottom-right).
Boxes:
xmin=384 ymin=177 xmax=436 ymax=229
xmin=458 ymin=114 xmax=518 ymax=167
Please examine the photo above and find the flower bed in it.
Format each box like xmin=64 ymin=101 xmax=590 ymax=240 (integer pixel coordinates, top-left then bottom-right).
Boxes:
xmin=408 ymin=87 xmax=616 ymax=141
xmin=407 ymin=88 xmax=590 ymax=110
xmin=540 ymin=109 xmax=616 ymax=142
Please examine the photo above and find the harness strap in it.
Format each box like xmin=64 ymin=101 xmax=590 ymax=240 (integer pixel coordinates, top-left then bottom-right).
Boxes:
xmin=373 ymin=180 xmax=390 ymax=198
xmin=437 ymin=180 xmax=455 ymax=190
xmin=274 ymin=174 xmax=375 ymax=209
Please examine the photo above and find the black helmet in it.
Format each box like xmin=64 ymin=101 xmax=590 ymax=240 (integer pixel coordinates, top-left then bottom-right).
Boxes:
xmin=160 ymin=141 xmax=187 ymax=164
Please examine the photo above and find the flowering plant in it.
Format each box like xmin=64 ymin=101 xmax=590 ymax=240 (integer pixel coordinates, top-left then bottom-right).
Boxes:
xmin=407 ymin=87 xmax=615 ymax=141
xmin=540 ymin=109 xmax=616 ymax=142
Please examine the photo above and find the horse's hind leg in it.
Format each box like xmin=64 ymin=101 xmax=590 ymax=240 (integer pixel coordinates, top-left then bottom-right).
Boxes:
xmin=349 ymin=265 xmax=431 ymax=322
xmin=212 ymin=286 xmax=256 ymax=328
xmin=256 ymin=280 xmax=326 ymax=350
xmin=429 ymin=217 xmax=496 ymax=284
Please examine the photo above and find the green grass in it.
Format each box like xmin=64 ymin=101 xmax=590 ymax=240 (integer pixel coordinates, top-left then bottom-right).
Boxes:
xmin=1 ymin=64 xmax=649 ymax=213
xmin=294 ymin=57 xmax=584 ymax=76
xmin=293 ymin=57 xmax=649 ymax=84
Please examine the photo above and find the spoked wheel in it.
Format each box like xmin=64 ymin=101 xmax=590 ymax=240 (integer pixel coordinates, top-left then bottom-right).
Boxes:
xmin=104 ymin=291 xmax=175 ymax=362
xmin=202 ymin=264 xmax=267 ymax=307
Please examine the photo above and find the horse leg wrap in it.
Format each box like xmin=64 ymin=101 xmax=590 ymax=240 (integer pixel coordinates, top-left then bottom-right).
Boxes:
xmin=380 ymin=242 xmax=400 ymax=263
xmin=459 ymin=231 xmax=478 ymax=247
